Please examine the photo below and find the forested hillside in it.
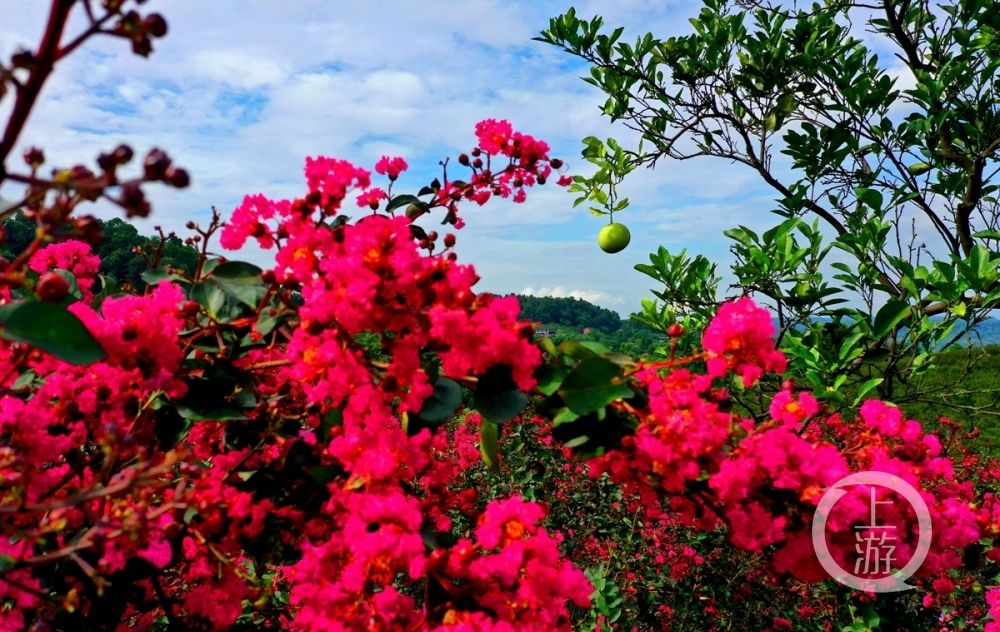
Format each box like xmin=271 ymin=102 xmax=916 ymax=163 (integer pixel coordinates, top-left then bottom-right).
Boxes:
xmin=2 ymin=213 xmax=197 ymax=288
xmin=514 ymin=294 xmax=622 ymax=332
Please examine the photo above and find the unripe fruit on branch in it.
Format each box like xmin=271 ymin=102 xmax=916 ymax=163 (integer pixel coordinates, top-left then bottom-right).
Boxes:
xmin=597 ymin=222 xmax=630 ymax=254
xmin=908 ymin=161 xmax=932 ymax=176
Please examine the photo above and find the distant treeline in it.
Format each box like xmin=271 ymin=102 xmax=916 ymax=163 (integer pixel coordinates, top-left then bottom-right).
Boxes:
xmin=1 ymin=213 xmax=197 ymax=288
xmin=511 ymin=294 xmax=668 ymax=358
xmin=514 ymin=294 xmax=623 ymax=333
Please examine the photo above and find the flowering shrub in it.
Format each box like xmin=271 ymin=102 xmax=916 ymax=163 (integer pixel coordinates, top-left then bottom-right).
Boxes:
xmin=3 ymin=135 xmax=1000 ymax=628
xmin=0 ymin=113 xmax=604 ymax=629
xmin=1 ymin=4 xmax=999 ymax=630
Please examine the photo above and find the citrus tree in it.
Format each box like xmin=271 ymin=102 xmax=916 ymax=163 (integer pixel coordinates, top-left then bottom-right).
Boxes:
xmin=539 ymin=0 xmax=1000 ymax=411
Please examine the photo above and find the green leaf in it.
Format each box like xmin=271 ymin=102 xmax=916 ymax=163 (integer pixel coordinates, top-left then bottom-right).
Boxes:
xmin=551 ymin=406 xmax=581 ymax=426
xmin=417 ymin=377 xmax=463 ymax=426
xmin=211 ymin=261 xmax=266 ymax=308
xmin=307 ymin=465 xmax=341 ymax=484
xmin=558 ymin=357 xmax=633 ymax=416
xmin=764 ymin=111 xmax=778 ymax=131
xmin=856 ymin=187 xmax=884 ymax=210
xmin=535 ymin=364 xmax=570 ymax=396
xmin=0 ymin=301 xmax=106 ymax=365
xmin=480 ymin=420 xmax=500 ymax=471
xmin=871 ymin=299 xmax=910 ymax=338
xmin=852 ymin=378 xmax=884 ymax=406
xmin=0 ymin=554 xmax=16 ymax=573
xmin=141 ymin=268 xmax=186 ymax=285
xmin=473 ymin=365 xmax=529 ymax=425
xmin=212 ymin=260 xmax=263 ymax=281
xmin=175 ymin=402 xmax=248 ymax=421
xmin=386 ymin=194 xmax=422 ymax=213
xmin=191 ymin=282 xmax=226 ymax=319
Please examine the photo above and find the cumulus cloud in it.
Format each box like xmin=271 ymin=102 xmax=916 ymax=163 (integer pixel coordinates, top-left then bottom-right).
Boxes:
xmin=521 ymin=286 xmax=625 ymax=306
xmin=0 ymin=0 xmax=767 ymax=313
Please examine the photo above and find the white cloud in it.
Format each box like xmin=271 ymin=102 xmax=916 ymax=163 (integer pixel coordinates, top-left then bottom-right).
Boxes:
xmin=0 ymin=0 xmax=776 ymax=314
xmin=189 ymin=50 xmax=286 ymax=89
xmin=521 ymin=286 xmax=624 ymax=305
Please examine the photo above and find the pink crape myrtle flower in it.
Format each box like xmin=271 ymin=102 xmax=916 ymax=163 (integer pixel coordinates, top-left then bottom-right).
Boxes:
xmin=702 ymin=296 xmax=787 ymax=386
xmin=375 ymin=155 xmax=408 ymax=180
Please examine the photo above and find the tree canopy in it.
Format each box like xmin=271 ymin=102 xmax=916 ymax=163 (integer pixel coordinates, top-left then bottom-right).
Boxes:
xmin=514 ymin=294 xmax=623 ymax=332
xmin=540 ymin=0 xmax=1000 ymax=407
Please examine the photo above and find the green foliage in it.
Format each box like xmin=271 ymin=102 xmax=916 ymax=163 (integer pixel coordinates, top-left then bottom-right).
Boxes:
xmin=535 ymin=338 xmax=639 ymax=457
xmin=515 ymin=293 xmax=623 ymax=333
xmin=1 ymin=214 xmax=198 ymax=289
xmin=417 ymin=377 xmax=464 ymax=427
xmin=0 ymin=299 xmax=105 ymax=365
xmin=894 ymin=344 xmax=1000 ymax=454
xmin=540 ymin=0 xmax=1000 ymax=410
xmin=472 ymin=365 xmax=529 ymax=425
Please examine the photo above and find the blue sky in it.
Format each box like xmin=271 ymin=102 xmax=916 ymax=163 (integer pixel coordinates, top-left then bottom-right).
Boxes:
xmin=0 ymin=0 xmax=802 ymax=314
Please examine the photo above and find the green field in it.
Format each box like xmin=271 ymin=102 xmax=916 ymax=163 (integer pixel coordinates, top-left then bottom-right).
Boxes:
xmin=895 ymin=345 xmax=1000 ymax=455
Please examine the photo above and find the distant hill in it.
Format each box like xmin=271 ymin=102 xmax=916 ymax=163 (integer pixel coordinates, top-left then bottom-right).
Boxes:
xmin=514 ymin=294 xmax=623 ymax=333
xmin=513 ymin=292 xmax=1000 ymax=352
xmin=961 ymin=318 xmax=1000 ymax=345
xmin=781 ymin=315 xmax=1000 ymax=347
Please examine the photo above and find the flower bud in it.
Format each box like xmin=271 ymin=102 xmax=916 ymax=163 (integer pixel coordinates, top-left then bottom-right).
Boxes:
xmin=120 ymin=183 xmax=150 ymax=218
xmin=131 ymin=35 xmax=152 ymax=57
xmin=36 ymin=272 xmax=70 ymax=302
xmin=458 ymin=153 xmax=470 ymax=166
xmin=443 ymin=233 xmax=456 ymax=248
xmin=143 ymin=149 xmax=171 ymax=180
xmin=166 ymin=167 xmax=190 ymax=188
xmin=10 ymin=49 xmax=34 ymax=68
xmin=96 ymin=152 xmax=117 ymax=173
xmin=550 ymin=158 xmax=564 ymax=169
xmin=667 ymin=323 xmax=684 ymax=338
xmin=113 ymin=144 xmax=134 ymax=164
xmin=23 ymin=147 xmax=44 ymax=167
xmin=143 ymin=14 xmax=168 ymax=37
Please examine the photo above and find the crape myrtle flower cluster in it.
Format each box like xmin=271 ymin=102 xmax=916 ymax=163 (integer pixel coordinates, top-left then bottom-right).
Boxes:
xmin=0 ymin=121 xmax=998 ymax=630
xmin=0 ymin=122 xmax=593 ymax=630
xmin=589 ymin=297 xmax=995 ymax=616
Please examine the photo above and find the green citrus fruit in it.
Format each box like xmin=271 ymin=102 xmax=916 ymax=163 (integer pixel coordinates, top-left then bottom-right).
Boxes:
xmin=598 ymin=222 xmax=631 ymax=253
xmin=908 ymin=161 xmax=932 ymax=176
